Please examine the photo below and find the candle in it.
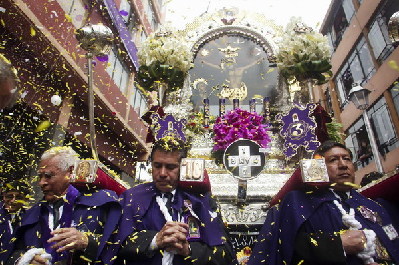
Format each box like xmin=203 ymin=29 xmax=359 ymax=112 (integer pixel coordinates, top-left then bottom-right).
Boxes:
xmin=263 ymin=97 xmax=270 ymax=123
xmin=203 ymin=98 xmax=210 ymax=128
xmin=233 ymin=98 xmax=239 ymax=109
xmin=219 ymin=98 xmax=226 ymax=116
xmin=249 ymin=98 xmax=256 ymax=112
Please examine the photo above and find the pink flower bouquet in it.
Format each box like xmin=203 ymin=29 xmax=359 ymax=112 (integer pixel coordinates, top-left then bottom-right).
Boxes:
xmin=212 ymin=108 xmax=270 ymax=151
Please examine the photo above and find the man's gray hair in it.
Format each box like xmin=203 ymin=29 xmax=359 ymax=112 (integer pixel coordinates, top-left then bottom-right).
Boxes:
xmin=0 ymin=54 xmax=19 ymax=109
xmin=40 ymin=146 xmax=80 ymax=171
xmin=0 ymin=54 xmax=18 ymax=82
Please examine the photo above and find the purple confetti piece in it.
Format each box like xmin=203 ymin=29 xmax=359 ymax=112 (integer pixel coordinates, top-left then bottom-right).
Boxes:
xmin=96 ymin=55 xmax=109 ymax=62
xmin=119 ymin=10 xmax=129 ymax=16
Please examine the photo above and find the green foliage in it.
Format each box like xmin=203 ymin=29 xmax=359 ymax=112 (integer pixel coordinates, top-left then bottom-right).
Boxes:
xmin=326 ymin=118 xmax=345 ymax=143
xmin=137 ymin=62 xmax=186 ymax=91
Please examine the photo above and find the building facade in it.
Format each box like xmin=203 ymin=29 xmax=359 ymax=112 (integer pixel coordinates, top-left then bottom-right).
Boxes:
xmin=0 ymin=0 xmax=163 ymax=185
xmin=315 ymin=0 xmax=399 ymax=181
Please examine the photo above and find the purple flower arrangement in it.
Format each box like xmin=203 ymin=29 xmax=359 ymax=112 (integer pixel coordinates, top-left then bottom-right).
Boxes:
xmin=212 ymin=108 xmax=271 ymax=151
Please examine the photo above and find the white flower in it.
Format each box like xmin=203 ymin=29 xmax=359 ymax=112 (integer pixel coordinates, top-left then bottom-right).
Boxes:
xmin=277 ymin=17 xmax=330 ymax=69
xmin=138 ymin=28 xmax=193 ymax=73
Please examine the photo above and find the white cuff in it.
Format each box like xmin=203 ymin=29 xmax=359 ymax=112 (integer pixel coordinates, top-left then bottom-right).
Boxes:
xmin=149 ymin=234 xmax=159 ymax=251
xmin=16 ymin=248 xmax=52 ymax=265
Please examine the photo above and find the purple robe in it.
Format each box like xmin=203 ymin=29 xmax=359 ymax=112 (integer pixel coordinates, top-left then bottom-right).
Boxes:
xmin=11 ymin=185 xmax=120 ymax=264
xmin=103 ymin=182 xmax=229 ymax=265
xmin=0 ymin=203 xmax=14 ymax=263
xmin=248 ymin=189 xmax=399 ymax=265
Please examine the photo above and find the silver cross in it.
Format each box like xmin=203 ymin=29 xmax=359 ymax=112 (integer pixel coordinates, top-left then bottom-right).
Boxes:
xmin=227 ymin=145 xmax=261 ymax=179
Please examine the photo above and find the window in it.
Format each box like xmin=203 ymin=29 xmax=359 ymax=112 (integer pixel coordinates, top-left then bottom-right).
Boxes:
xmin=335 ymin=38 xmax=375 ymax=108
xmin=139 ymin=97 xmax=148 ymax=116
xmin=368 ymin=0 xmax=399 ymax=62
xmin=151 ymin=15 xmax=159 ymax=31
xmin=327 ymin=0 xmax=356 ymax=50
xmin=345 ymin=118 xmax=368 ymax=168
xmin=142 ymin=0 xmax=160 ymax=31
xmin=357 ymin=39 xmax=375 ymax=80
xmin=56 ymin=0 xmax=86 ymax=28
xmin=368 ymin=14 xmax=394 ymax=62
xmin=325 ymin=32 xmax=335 ymax=55
xmin=367 ymin=97 xmax=399 ymax=155
xmin=346 ymin=96 xmax=399 ymax=168
xmin=106 ymin=48 xmax=130 ymax=95
xmin=128 ymin=14 xmax=138 ymax=37
xmin=392 ymin=82 xmax=399 ymax=115
xmin=332 ymin=11 xmax=348 ymax=48
xmin=142 ymin=0 xmax=155 ymax=27
xmin=324 ymin=88 xmax=334 ymax=116
xmin=119 ymin=0 xmax=137 ymax=34
xmin=119 ymin=0 xmax=131 ymax=24
xmin=130 ymin=85 xmax=148 ymax=116
xmin=342 ymin=0 xmax=355 ymax=22
xmin=140 ymin=30 xmax=147 ymax=45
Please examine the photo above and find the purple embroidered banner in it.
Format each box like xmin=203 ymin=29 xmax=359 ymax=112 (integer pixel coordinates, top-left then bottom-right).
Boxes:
xmin=278 ymin=103 xmax=320 ymax=158
xmin=151 ymin=113 xmax=187 ymax=142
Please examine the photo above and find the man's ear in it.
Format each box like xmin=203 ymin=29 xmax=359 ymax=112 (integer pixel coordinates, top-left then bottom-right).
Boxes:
xmin=353 ymin=161 xmax=358 ymax=171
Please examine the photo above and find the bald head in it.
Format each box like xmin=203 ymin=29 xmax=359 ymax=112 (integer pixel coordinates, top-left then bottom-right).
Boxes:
xmin=0 ymin=54 xmax=19 ymax=109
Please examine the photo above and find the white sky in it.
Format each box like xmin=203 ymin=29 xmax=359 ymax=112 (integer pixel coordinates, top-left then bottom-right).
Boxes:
xmin=164 ymin=0 xmax=332 ymax=31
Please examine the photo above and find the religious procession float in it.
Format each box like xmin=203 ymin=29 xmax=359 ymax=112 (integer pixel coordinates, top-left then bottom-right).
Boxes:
xmin=67 ymin=7 xmax=399 ymax=264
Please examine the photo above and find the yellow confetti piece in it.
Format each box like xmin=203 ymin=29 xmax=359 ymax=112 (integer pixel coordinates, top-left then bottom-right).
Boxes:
xmin=343 ymin=182 xmax=360 ymax=189
xmin=310 ymin=237 xmax=318 ymax=246
xmin=79 ymin=255 xmax=93 ymax=262
xmin=33 ymin=102 xmax=43 ymax=111
xmin=65 ymin=14 xmax=72 ymax=22
xmin=30 ymin=27 xmax=36 ymax=36
xmin=388 ymin=60 xmax=399 ymax=71
xmin=35 ymin=120 xmax=51 ymax=132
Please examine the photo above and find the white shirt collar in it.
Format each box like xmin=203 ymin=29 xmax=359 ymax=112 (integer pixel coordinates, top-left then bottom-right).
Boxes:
xmin=162 ymin=189 xmax=176 ymax=198
xmin=330 ymin=188 xmax=350 ymax=200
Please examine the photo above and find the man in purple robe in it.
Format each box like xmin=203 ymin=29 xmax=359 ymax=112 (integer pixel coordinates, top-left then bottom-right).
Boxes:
xmin=6 ymin=147 xmax=121 ymax=265
xmin=103 ymin=137 xmax=235 ymax=265
xmin=0 ymin=180 xmax=30 ymax=264
xmin=248 ymin=141 xmax=399 ymax=265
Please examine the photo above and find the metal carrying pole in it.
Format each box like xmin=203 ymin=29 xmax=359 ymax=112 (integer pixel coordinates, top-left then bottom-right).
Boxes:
xmin=76 ymin=24 xmax=113 ymax=160
xmin=86 ymin=52 xmax=99 ymax=160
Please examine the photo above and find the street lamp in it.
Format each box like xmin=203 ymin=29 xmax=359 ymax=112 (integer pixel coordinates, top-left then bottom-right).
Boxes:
xmin=348 ymin=83 xmax=384 ymax=173
xmin=388 ymin=11 xmax=399 ymax=46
